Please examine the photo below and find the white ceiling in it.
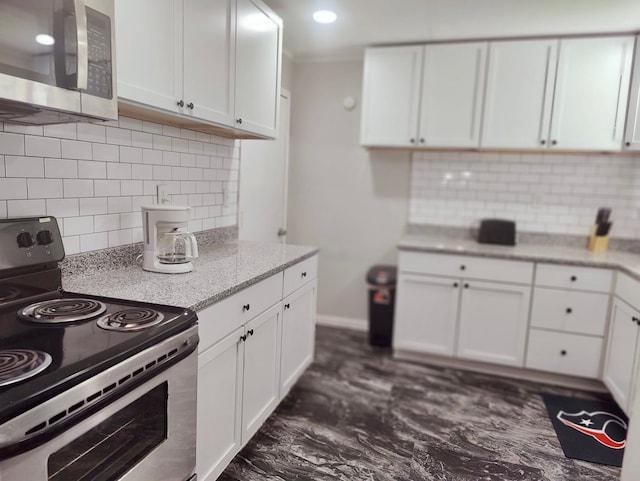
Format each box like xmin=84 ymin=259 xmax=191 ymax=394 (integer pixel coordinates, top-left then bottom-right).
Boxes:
xmin=264 ymin=0 xmax=640 ymax=60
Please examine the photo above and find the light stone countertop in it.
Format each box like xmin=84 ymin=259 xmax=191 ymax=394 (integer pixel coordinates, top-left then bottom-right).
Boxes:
xmin=399 ymin=234 xmax=640 ymax=281
xmin=62 ymin=241 xmax=319 ymax=312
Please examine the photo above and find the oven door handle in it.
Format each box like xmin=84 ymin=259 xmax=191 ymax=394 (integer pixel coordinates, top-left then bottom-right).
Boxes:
xmin=72 ymin=0 xmax=88 ymax=90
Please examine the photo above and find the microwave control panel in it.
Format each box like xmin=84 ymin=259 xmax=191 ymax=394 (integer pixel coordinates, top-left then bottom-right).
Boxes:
xmin=86 ymin=7 xmax=113 ymax=99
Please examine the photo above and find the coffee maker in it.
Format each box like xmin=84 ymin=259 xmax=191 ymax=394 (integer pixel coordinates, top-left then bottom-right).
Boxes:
xmin=141 ymin=205 xmax=199 ymax=274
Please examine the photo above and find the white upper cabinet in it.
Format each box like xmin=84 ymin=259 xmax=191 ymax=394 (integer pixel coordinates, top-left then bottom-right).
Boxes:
xmin=419 ymin=42 xmax=487 ymax=148
xmin=481 ymin=39 xmax=557 ymax=149
xmin=234 ymin=0 xmax=282 ymax=137
xmin=360 ymin=46 xmax=423 ymax=147
xmin=183 ymin=0 xmax=235 ymax=126
xmin=624 ymin=36 xmax=640 ymax=150
xmin=115 ymin=0 xmax=183 ymax=113
xmin=549 ymin=36 xmax=633 ymax=151
xmin=115 ymin=0 xmax=281 ymax=139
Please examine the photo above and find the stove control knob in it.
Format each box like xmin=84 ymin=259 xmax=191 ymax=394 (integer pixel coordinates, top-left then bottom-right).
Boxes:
xmin=37 ymin=230 xmax=54 ymax=245
xmin=16 ymin=232 xmax=34 ymax=248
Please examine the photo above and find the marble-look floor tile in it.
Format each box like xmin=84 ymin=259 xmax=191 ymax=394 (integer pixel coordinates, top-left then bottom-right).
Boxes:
xmin=219 ymin=327 xmax=620 ymax=481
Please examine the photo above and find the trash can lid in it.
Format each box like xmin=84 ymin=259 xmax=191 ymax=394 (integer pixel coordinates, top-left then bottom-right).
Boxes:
xmin=366 ymin=265 xmax=397 ymax=285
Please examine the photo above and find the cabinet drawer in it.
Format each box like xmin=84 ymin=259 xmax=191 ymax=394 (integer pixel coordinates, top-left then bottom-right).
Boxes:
xmin=283 ymin=255 xmax=318 ymax=297
xmin=535 ymin=264 xmax=612 ymax=292
xmin=526 ymin=329 xmax=603 ymax=378
xmin=398 ymin=251 xmax=533 ymax=284
xmin=198 ymin=272 xmax=283 ymax=351
xmin=615 ymin=272 xmax=640 ymax=311
xmin=530 ymin=288 xmax=610 ymax=336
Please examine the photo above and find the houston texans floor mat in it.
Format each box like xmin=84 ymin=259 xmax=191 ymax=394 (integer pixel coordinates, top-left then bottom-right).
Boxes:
xmin=541 ymin=392 xmax=628 ymax=467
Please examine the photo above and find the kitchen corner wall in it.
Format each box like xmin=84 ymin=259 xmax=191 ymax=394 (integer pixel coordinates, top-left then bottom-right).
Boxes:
xmin=288 ymin=58 xmax=410 ymax=324
xmin=0 ymin=117 xmax=239 ymax=255
xmin=410 ymin=150 xmax=640 ymax=238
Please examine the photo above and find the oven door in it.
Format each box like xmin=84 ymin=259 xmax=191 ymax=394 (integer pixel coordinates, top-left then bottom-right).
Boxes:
xmin=0 ymin=344 xmax=197 ymax=481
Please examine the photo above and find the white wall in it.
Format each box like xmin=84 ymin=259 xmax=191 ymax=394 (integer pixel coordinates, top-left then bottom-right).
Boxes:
xmin=0 ymin=118 xmax=239 ymax=254
xmin=288 ymin=59 xmax=410 ymax=323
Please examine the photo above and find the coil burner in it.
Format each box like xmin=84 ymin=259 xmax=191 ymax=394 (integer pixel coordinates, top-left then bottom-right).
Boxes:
xmin=97 ymin=308 xmax=165 ymax=332
xmin=19 ymin=298 xmax=107 ymax=324
xmin=0 ymin=349 xmax=52 ymax=387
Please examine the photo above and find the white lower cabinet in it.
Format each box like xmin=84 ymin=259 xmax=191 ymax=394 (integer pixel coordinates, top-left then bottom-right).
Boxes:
xmin=603 ymin=297 xmax=640 ymax=415
xmin=457 ymin=280 xmax=530 ymax=367
xmin=196 ymin=327 xmax=244 ymax=481
xmin=241 ymin=304 xmax=282 ymax=443
xmin=280 ymin=280 xmax=317 ymax=395
xmin=196 ymin=256 xmax=318 ymax=480
xmin=394 ymin=273 xmax=459 ymax=356
xmin=394 ymin=252 xmax=533 ymax=367
xmin=527 ymin=329 xmax=603 ymax=378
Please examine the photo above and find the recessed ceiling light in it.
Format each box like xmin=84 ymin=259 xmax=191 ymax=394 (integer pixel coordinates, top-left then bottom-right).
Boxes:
xmin=313 ymin=10 xmax=337 ymax=24
xmin=35 ymin=34 xmax=55 ymax=46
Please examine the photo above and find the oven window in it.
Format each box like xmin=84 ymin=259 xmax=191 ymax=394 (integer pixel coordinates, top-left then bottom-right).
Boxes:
xmin=47 ymin=382 xmax=168 ymax=481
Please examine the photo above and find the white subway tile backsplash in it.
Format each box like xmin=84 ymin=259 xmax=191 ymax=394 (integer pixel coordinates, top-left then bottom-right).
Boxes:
xmin=94 ymin=213 xmax=120 ymax=232
xmin=8 ymin=199 xmax=46 ymax=216
xmin=410 ymin=151 xmax=640 ymax=238
xmin=108 ymin=196 xmax=132 ymax=214
xmin=78 ymin=160 xmax=106 ymax=179
xmin=80 ymin=197 xmax=108 ymax=215
xmin=61 ymin=140 xmax=92 ymax=160
xmin=5 ymin=124 xmax=43 ymax=135
xmin=92 ymin=143 xmax=119 ymax=162
xmin=47 ymin=198 xmax=80 ymax=217
xmin=45 ymin=158 xmax=78 ymax=178
xmin=94 ymin=179 xmax=121 ymax=197
xmin=0 ymin=133 xmax=24 ymax=155
xmin=0 ymin=179 xmax=27 ymax=200
xmin=106 ymin=127 xmax=132 ymax=146
xmin=5 ymin=156 xmax=44 ymax=178
xmin=80 ymin=232 xmax=108 ymax=251
xmin=64 ymin=179 xmax=94 ymax=198
xmin=64 ymin=216 xmax=94 ymax=236
xmin=44 ymin=124 xmax=77 ymax=140
xmin=0 ymin=116 xmax=238 ymax=253
xmin=107 ymin=163 xmax=132 ymax=180
xmin=27 ymin=179 xmax=63 ymax=199
xmin=77 ymin=124 xmax=106 ymax=143
xmin=120 ymin=146 xmax=143 ymax=164
xmin=25 ymin=136 xmax=61 ymax=158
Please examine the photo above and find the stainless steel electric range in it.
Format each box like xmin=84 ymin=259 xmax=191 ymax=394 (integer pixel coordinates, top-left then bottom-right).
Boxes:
xmin=0 ymin=217 xmax=198 ymax=481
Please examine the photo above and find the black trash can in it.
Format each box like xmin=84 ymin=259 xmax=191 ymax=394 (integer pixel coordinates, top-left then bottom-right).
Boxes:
xmin=366 ymin=265 xmax=397 ymax=347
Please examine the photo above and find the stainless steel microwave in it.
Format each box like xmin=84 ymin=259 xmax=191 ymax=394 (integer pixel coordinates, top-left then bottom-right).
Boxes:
xmin=0 ymin=0 xmax=117 ymax=125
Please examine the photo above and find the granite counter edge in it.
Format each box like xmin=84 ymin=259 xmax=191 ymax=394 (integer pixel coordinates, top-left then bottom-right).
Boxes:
xmin=189 ymin=249 xmax=320 ymax=312
xmin=397 ymin=243 xmax=640 ymax=281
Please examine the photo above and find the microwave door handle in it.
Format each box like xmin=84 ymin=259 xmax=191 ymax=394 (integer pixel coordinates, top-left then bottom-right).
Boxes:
xmin=72 ymin=0 xmax=88 ymax=90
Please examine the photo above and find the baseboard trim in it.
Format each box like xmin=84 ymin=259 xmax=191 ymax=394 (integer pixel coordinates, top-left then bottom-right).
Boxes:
xmin=316 ymin=315 xmax=367 ymax=332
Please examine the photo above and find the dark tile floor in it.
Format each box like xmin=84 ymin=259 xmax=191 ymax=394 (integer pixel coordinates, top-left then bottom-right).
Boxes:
xmin=219 ymin=326 xmax=621 ymax=481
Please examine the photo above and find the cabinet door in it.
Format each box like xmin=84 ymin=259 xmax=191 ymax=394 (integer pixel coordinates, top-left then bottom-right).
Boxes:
xmin=481 ymin=39 xmax=557 ymax=149
xmin=393 ymin=273 xmax=459 ymax=356
xmin=197 ymin=327 xmax=244 ymax=481
xmin=603 ymin=298 xmax=640 ymax=415
xmin=360 ymin=46 xmax=423 ymax=147
xmin=280 ymin=280 xmax=317 ymax=396
xmin=419 ymin=42 xmax=487 ymax=148
xmin=241 ymin=303 xmax=281 ymax=444
xmin=457 ymin=280 xmax=530 ymax=367
xmin=624 ymin=36 xmax=640 ymax=150
xmin=549 ymin=36 xmax=634 ymax=151
xmin=183 ymin=0 xmax=235 ymax=125
xmin=234 ymin=0 xmax=282 ymax=138
xmin=115 ymin=0 xmax=183 ymax=113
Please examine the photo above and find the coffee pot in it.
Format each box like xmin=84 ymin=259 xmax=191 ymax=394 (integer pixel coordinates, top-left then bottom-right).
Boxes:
xmin=157 ymin=228 xmax=198 ymax=264
xmin=141 ymin=205 xmax=199 ymax=274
